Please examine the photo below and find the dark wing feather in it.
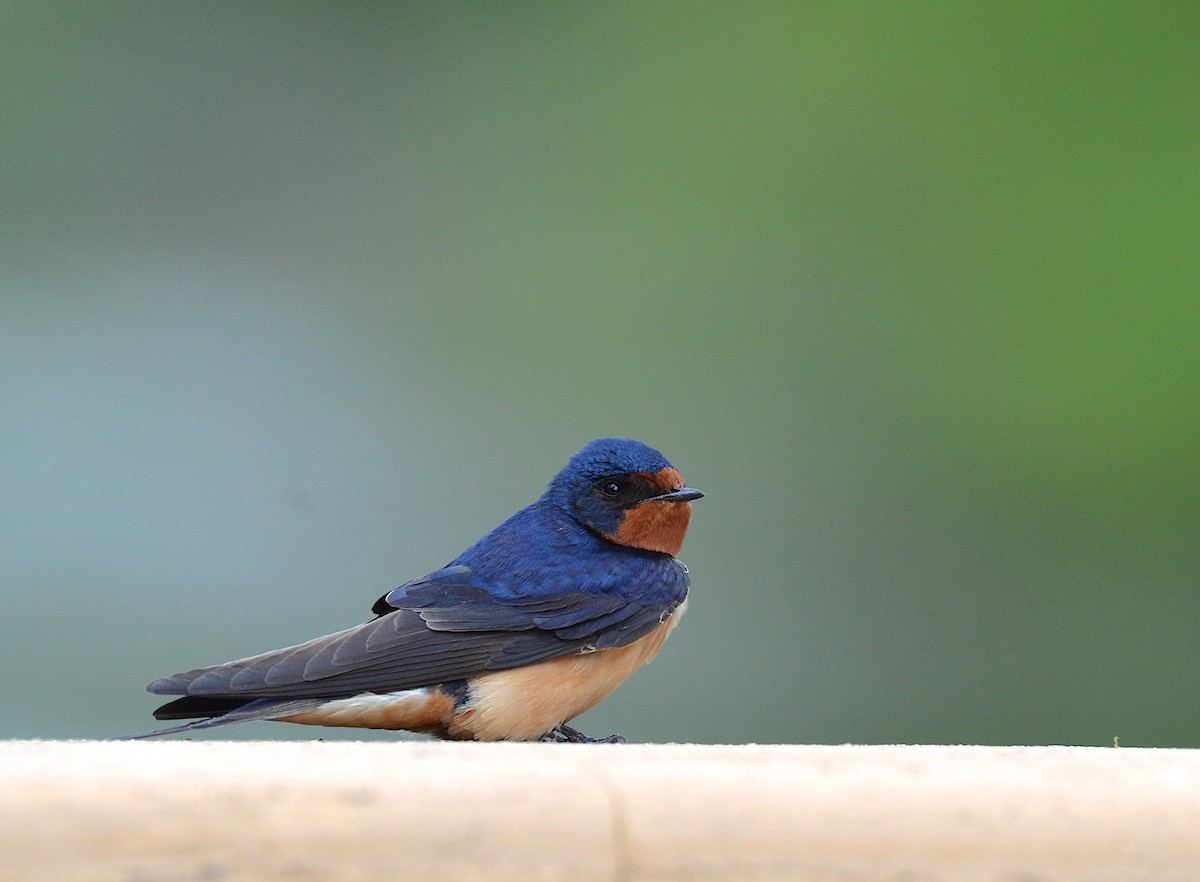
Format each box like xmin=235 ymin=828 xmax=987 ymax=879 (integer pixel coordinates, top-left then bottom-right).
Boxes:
xmin=149 ymin=565 xmax=682 ymax=703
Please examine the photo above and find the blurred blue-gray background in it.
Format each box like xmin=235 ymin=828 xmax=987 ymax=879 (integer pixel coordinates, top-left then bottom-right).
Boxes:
xmin=4 ymin=4 xmax=1197 ymax=746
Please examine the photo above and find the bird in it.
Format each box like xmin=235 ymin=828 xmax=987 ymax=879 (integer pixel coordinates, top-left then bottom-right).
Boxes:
xmin=117 ymin=437 xmax=702 ymax=743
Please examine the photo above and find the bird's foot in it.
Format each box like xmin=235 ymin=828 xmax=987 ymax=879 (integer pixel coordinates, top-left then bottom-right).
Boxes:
xmin=539 ymin=724 xmax=628 ymax=744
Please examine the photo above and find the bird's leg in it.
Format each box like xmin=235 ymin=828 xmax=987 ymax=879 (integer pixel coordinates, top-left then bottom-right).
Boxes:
xmin=538 ymin=723 xmax=628 ymax=744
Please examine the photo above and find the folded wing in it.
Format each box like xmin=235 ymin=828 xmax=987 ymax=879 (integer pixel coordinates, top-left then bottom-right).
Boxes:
xmin=148 ymin=565 xmax=683 ymax=704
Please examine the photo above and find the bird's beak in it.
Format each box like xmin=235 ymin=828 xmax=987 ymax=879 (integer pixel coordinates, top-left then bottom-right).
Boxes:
xmin=649 ymin=487 xmax=704 ymax=503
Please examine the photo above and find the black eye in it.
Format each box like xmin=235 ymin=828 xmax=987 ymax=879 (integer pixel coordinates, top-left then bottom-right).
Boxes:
xmin=600 ymin=480 xmax=623 ymax=498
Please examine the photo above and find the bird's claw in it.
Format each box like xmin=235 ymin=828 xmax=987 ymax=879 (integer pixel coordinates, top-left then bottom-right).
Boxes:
xmin=539 ymin=724 xmax=628 ymax=744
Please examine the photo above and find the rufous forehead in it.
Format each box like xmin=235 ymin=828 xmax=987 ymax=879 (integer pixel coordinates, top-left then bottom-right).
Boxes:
xmin=635 ymin=467 xmax=686 ymax=493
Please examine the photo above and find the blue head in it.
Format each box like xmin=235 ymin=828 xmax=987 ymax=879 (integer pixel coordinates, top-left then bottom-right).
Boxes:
xmin=546 ymin=438 xmax=703 ymax=556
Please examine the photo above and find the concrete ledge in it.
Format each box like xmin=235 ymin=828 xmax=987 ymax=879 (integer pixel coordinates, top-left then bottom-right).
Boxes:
xmin=2 ymin=741 xmax=1198 ymax=881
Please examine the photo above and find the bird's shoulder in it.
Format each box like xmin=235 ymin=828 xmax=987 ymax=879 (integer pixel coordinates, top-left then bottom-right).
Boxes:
xmin=373 ymin=501 xmax=690 ymax=617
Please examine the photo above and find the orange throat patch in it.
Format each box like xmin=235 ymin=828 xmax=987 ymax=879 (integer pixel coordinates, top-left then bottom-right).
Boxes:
xmin=605 ymin=466 xmax=694 ymax=556
xmin=610 ymin=499 xmax=692 ymax=555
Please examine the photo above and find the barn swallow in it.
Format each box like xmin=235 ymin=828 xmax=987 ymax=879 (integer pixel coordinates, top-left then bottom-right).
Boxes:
xmin=117 ymin=438 xmax=702 ymax=742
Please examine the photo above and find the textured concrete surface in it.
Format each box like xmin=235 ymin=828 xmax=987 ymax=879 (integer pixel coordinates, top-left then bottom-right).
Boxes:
xmin=2 ymin=741 xmax=1198 ymax=881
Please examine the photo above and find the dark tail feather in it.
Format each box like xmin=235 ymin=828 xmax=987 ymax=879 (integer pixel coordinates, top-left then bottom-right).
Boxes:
xmin=152 ymin=695 xmax=256 ymax=720
xmin=110 ymin=717 xmax=239 ymax=741
xmin=110 ymin=697 xmax=326 ymax=741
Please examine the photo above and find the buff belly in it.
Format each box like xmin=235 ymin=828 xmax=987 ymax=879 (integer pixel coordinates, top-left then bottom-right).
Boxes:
xmin=278 ymin=603 xmax=686 ymax=741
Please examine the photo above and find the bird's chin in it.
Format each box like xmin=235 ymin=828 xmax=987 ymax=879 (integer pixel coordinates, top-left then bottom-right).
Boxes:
xmin=604 ymin=500 xmax=692 ymax=557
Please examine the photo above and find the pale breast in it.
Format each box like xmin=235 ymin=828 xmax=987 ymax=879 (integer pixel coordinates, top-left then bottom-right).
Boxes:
xmin=450 ymin=601 xmax=688 ymax=741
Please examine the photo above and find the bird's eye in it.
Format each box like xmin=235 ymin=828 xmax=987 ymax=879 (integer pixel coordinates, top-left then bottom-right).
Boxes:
xmin=600 ymin=480 xmax=623 ymax=498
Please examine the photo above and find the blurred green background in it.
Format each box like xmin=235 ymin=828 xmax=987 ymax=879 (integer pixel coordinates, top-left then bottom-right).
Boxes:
xmin=3 ymin=3 xmax=1197 ymax=746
